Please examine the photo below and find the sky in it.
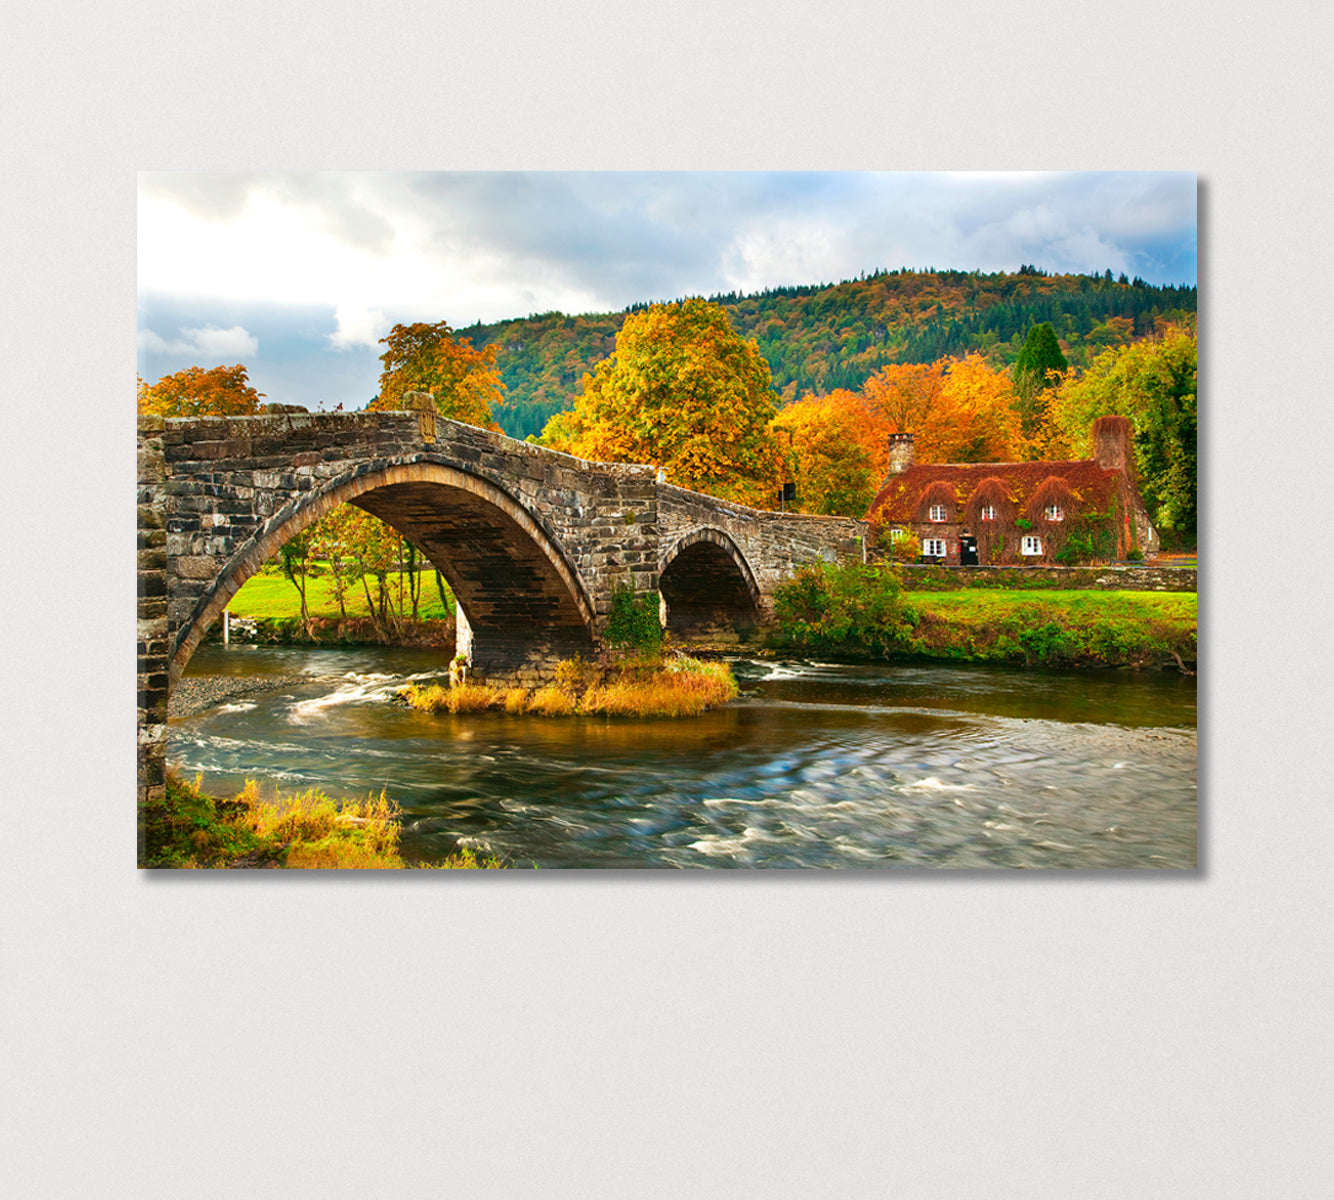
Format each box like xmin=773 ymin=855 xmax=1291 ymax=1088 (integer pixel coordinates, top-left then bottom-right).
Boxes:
xmin=137 ymin=170 xmax=1197 ymax=411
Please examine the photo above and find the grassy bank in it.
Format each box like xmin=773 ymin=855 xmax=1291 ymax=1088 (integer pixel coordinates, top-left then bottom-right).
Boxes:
xmin=217 ymin=566 xmax=454 ymax=646
xmin=769 ymin=562 xmax=1196 ymax=670
xmin=140 ymin=773 xmax=502 ymax=869
xmin=226 ymin=565 xmax=454 ymax=621
xmin=908 ymin=589 xmax=1196 ymax=669
xmin=399 ymin=653 xmax=739 ymax=720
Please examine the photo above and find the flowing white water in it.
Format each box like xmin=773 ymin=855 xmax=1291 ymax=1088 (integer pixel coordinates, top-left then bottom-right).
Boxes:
xmin=172 ymin=645 xmax=1196 ymax=869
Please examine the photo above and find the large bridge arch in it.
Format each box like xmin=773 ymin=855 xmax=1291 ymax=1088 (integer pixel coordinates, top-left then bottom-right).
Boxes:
xmin=659 ymin=527 xmax=762 ymax=642
xmin=169 ymin=460 xmax=597 ymax=685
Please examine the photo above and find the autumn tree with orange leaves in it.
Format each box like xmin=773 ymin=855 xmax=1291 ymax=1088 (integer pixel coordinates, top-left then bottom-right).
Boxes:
xmin=771 ymin=389 xmax=878 ymax=517
xmin=371 ymin=320 xmax=504 ymax=429
xmin=542 ymin=299 xmax=784 ymax=508
xmin=860 ymin=354 xmax=1022 ymax=465
xmin=137 ymin=364 xmax=265 ymax=417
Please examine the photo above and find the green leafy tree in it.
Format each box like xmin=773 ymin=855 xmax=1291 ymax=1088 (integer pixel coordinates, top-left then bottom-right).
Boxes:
xmin=541 ymin=298 xmax=783 ymax=507
xmin=1049 ymin=323 xmax=1197 ymax=539
xmin=278 ymin=529 xmax=319 ymax=637
xmin=1011 ymin=322 xmax=1069 ymax=438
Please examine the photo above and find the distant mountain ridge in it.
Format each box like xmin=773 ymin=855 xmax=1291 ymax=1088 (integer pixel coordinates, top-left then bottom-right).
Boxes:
xmin=457 ymin=267 xmax=1197 ymax=440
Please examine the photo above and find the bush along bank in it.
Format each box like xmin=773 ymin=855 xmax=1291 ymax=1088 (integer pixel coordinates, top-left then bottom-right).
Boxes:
xmin=140 ymin=772 xmax=503 ymax=869
xmin=767 ymin=561 xmax=1196 ymax=671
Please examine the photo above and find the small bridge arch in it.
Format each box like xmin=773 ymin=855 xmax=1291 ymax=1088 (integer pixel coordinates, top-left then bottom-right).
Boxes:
xmin=659 ymin=527 xmax=763 ymax=642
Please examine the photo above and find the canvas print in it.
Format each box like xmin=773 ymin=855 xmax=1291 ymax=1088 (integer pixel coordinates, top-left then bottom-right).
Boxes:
xmin=136 ymin=171 xmax=1197 ymax=869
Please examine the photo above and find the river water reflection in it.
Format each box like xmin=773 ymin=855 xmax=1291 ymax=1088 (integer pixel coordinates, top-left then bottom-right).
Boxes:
xmin=173 ymin=645 xmax=1197 ymax=869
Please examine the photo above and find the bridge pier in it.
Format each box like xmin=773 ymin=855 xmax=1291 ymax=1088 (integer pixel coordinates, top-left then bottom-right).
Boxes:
xmin=452 ymin=606 xmax=595 ymax=686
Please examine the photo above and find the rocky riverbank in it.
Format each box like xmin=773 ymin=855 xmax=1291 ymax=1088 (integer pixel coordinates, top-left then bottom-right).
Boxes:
xmin=169 ymin=674 xmax=315 ymax=719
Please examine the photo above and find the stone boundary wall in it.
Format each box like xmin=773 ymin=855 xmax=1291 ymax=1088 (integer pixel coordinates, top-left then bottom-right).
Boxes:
xmin=885 ymin=562 xmax=1198 ymax=592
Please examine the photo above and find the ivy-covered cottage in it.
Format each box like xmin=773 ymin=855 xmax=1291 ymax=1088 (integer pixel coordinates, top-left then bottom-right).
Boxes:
xmin=866 ymin=416 xmax=1159 ymax=566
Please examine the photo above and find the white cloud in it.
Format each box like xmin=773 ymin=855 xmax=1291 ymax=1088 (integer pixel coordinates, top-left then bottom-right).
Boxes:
xmin=327 ymin=304 xmax=389 ymax=350
xmin=137 ymin=324 xmax=258 ymax=359
xmin=137 ymin=172 xmax=1196 ymax=339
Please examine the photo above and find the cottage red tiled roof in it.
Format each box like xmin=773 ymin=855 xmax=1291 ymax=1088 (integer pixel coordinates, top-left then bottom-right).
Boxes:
xmin=866 ymin=457 xmax=1121 ymax=525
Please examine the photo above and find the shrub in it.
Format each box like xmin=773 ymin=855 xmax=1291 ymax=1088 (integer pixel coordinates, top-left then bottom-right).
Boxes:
xmin=887 ymin=531 xmax=922 ymax=562
xmin=770 ymin=561 xmax=919 ymax=658
xmin=554 ymin=656 xmax=594 ymax=692
xmin=1054 ymin=531 xmax=1095 ymax=566
xmin=605 ymin=584 xmax=662 ymax=654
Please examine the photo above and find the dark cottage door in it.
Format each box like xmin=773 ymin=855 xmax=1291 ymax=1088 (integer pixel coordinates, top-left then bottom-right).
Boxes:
xmin=959 ymin=534 xmax=978 ymax=566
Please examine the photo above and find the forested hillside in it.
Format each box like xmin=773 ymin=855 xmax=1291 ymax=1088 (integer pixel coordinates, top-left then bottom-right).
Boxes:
xmin=458 ymin=268 xmax=1196 ymax=440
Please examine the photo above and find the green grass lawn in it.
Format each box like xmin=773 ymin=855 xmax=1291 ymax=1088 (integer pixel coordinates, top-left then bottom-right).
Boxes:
xmin=914 ymin=589 xmax=1195 ymax=626
xmin=906 ymin=588 xmax=1196 ymax=667
xmin=227 ymin=567 xmax=454 ymax=621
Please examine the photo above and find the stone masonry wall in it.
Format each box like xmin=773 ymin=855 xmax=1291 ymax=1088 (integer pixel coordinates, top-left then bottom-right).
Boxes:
xmin=885 ymin=562 xmax=1198 ymax=592
xmin=137 ymin=416 xmax=169 ymax=810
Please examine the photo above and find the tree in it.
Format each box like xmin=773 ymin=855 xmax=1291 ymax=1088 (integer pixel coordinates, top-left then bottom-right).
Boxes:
xmin=371 ymin=320 xmax=504 ymax=428
xmin=1048 ymin=324 xmax=1197 ymax=540
xmin=137 ymin=364 xmax=264 ymax=417
xmin=1011 ymin=322 xmax=1069 ymax=438
xmin=936 ymin=355 xmax=1023 ymax=463
xmin=278 ymin=528 xmax=318 ymax=638
xmin=859 ymin=355 xmax=1021 ymax=466
xmin=771 ymin=390 xmax=878 ymax=517
xmin=541 ymin=298 xmax=784 ymax=507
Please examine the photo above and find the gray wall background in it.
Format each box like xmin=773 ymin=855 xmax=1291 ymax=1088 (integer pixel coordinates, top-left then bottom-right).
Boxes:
xmin=4 ymin=4 xmax=1330 ymax=1196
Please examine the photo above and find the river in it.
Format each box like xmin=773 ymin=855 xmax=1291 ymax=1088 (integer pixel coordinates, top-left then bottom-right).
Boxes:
xmin=171 ymin=644 xmax=1197 ymax=869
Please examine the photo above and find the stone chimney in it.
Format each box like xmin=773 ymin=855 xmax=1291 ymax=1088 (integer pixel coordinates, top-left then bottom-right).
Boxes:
xmin=885 ymin=432 xmax=916 ymax=475
xmin=1091 ymin=415 xmax=1132 ymax=472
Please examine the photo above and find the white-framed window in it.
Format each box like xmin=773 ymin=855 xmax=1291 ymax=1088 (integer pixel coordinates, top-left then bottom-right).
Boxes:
xmin=922 ymin=538 xmax=947 ymax=558
xmin=1044 ymin=504 xmax=1064 ymax=521
xmin=1021 ymin=535 xmax=1043 ymax=555
xmin=928 ymin=504 xmax=948 ymax=522
xmin=888 ymin=527 xmax=907 ymax=542
xmin=980 ymin=504 xmax=998 ymax=521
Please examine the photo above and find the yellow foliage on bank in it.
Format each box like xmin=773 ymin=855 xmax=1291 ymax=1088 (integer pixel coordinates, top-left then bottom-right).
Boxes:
xmin=141 ymin=774 xmax=502 ymax=870
xmin=397 ymin=655 xmax=739 ymax=721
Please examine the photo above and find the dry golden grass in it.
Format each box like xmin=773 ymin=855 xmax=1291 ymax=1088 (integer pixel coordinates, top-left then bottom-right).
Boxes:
xmin=503 ymin=686 xmax=530 ymax=714
xmin=445 ymin=683 xmax=506 ymax=713
xmin=579 ymin=657 xmax=738 ymax=718
xmin=527 ymin=684 xmax=577 ymax=716
xmin=397 ymin=655 xmax=739 ymax=721
xmin=400 ymin=681 xmax=506 ymax=713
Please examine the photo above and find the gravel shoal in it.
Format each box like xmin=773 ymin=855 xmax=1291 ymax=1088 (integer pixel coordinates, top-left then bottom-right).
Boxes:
xmin=170 ymin=675 xmax=318 ymax=719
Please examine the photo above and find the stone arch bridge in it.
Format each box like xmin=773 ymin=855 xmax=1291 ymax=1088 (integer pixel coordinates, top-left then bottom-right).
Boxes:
xmin=137 ymin=408 xmax=866 ymax=802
